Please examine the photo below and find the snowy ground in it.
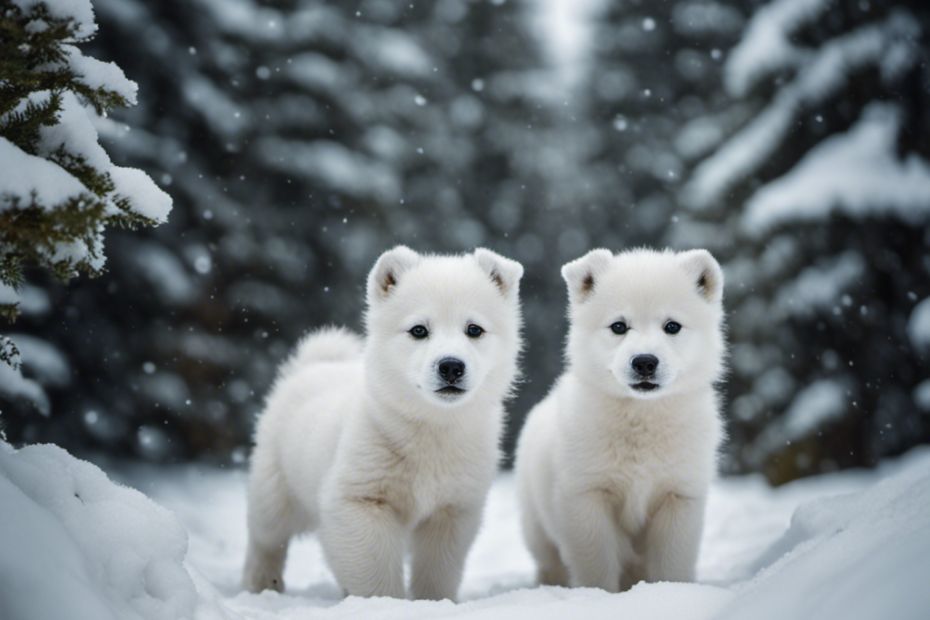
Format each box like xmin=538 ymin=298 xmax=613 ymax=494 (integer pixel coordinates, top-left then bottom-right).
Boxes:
xmin=3 ymin=441 xmax=930 ymax=620
xmin=97 ymin=446 xmax=930 ymax=620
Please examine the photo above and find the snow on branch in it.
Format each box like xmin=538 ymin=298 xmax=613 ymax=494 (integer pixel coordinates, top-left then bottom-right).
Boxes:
xmin=909 ymin=298 xmax=930 ymax=354
xmin=684 ymin=10 xmax=921 ymax=212
xmin=774 ymin=251 xmax=865 ymax=319
xmin=742 ymin=104 xmax=930 ymax=236
xmin=255 ymin=138 xmax=401 ymax=204
xmin=725 ymin=0 xmax=833 ymax=98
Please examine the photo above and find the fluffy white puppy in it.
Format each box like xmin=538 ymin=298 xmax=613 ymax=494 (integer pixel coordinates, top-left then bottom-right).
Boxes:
xmin=242 ymin=246 xmax=523 ymax=601
xmin=514 ymin=248 xmax=725 ymax=592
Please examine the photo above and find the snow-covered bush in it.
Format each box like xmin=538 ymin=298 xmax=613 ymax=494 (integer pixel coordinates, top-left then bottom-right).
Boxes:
xmin=675 ymin=0 xmax=930 ymax=482
xmin=0 ymin=0 xmax=171 ymax=363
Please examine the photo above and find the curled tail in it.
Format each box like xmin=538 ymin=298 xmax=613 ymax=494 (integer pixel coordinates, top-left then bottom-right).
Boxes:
xmin=278 ymin=326 xmax=364 ymax=378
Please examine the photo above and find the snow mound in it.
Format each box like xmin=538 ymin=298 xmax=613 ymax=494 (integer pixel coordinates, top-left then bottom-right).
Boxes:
xmin=718 ymin=450 xmax=930 ymax=620
xmin=0 ymin=442 xmax=200 ymax=620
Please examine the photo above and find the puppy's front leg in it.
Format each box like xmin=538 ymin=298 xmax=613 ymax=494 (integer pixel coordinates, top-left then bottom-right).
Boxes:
xmin=409 ymin=504 xmax=482 ymax=601
xmin=644 ymin=492 xmax=705 ymax=583
xmin=560 ymin=492 xmax=623 ymax=592
xmin=320 ymin=497 xmax=405 ymax=598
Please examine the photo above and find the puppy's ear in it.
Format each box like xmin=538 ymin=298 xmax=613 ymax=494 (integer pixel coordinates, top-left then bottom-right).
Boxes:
xmin=561 ymin=249 xmax=613 ymax=304
xmin=367 ymin=246 xmax=420 ymax=304
xmin=679 ymin=249 xmax=724 ymax=303
xmin=474 ymin=248 xmax=524 ymax=298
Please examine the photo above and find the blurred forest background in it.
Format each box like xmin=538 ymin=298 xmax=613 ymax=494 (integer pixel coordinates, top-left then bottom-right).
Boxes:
xmin=2 ymin=0 xmax=929 ymax=485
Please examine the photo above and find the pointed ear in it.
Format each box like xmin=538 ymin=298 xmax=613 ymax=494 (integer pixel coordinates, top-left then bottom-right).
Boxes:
xmin=561 ymin=249 xmax=613 ymax=304
xmin=366 ymin=246 xmax=420 ymax=304
xmin=679 ymin=249 xmax=723 ymax=303
xmin=474 ymin=248 xmax=524 ymax=298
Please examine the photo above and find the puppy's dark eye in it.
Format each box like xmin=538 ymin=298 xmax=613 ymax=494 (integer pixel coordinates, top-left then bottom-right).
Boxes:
xmin=466 ymin=324 xmax=484 ymax=338
xmin=664 ymin=321 xmax=682 ymax=335
xmin=409 ymin=325 xmax=429 ymax=339
xmin=610 ymin=321 xmax=628 ymax=335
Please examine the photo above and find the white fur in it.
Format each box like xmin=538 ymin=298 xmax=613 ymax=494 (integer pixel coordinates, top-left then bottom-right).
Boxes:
xmin=514 ymin=248 xmax=725 ymax=592
xmin=242 ymin=247 xmax=523 ymax=601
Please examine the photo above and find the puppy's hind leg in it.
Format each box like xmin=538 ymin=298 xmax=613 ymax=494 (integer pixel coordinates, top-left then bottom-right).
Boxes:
xmin=242 ymin=449 xmax=300 ymax=593
xmin=521 ymin=509 xmax=568 ymax=587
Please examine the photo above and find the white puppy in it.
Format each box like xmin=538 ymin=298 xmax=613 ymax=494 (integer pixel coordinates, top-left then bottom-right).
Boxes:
xmin=242 ymin=246 xmax=523 ymax=601
xmin=514 ymin=248 xmax=725 ymax=592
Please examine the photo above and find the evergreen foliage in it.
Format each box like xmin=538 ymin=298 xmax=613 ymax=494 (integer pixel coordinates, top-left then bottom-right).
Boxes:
xmin=0 ymin=0 xmax=170 ymax=333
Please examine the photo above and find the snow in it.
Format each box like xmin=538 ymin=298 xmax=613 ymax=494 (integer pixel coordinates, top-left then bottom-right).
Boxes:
xmin=40 ymin=92 xmax=114 ymax=174
xmin=742 ymin=104 xmax=930 ymax=236
xmin=110 ymin=166 xmax=172 ymax=224
xmin=907 ymin=297 xmax=930 ymax=352
xmin=686 ymin=11 xmax=921 ymax=211
xmin=182 ymin=76 xmax=250 ymax=138
xmin=0 ymin=442 xmax=201 ymax=620
xmin=2 ymin=442 xmax=922 ymax=620
xmin=535 ymin=0 xmax=600 ymax=88
xmin=1 ymin=93 xmax=171 ymax=226
xmin=256 ymin=138 xmax=401 ymax=203
xmin=355 ymin=29 xmax=433 ymax=78
xmin=0 ymin=136 xmax=89 ymax=212
xmin=914 ymin=380 xmax=930 ymax=413
xmin=750 ymin=379 xmax=849 ymax=464
xmin=0 ymin=280 xmax=20 ymax=307
xmin=61 ymin=45 xmax=138 ymax=104
xmin=6 ymin=333 xmax=71 ymax=389
xmin=0 ymin=362 xmax=49 ymax=415
xmin=285 ymin=53 xmax=353 ymax=95
xmin=671 ymin=0 xmax=745 ymax=40
xmin=714 ymin=452 xmax=930 ymax=620
xmin=781 ymin=380 xmax=847 ymax=439
xmin=725 ymin=0 xmax=830 ymax=97
xmin=775 ymin=251 xmax=864 ymax=318
xmin=11 ymin=0 xmax=97 ymax=38
xmin=192 ymin=0 xmax=284 ymax=43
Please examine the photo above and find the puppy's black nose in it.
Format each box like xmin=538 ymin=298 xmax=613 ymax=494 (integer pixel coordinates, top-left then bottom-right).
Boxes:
xmin=438 ymin=358 xmax=466 ymax=384
xmin=631 ymin=354 xmax=659 ymax=377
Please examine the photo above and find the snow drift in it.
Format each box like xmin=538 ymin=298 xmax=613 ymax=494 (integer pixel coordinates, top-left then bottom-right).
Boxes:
xmin=1 ymin=440 xmax=929 ymax=620
xmin=0 ymin=442 xmax=199 ymax=620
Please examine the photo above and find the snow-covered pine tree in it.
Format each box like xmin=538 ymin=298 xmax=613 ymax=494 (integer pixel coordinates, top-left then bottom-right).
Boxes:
xmin=679 ymin=0 xmax=930 ymax=483
xmin=0 ymin=0 xmax=170 ymax=418
xmin=0 ymin=0 xmax=171 ymax=315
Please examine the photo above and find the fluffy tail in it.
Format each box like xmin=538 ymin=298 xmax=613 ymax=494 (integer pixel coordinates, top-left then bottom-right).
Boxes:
xmin=278 ymin=326 xmax=363 ymax=378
